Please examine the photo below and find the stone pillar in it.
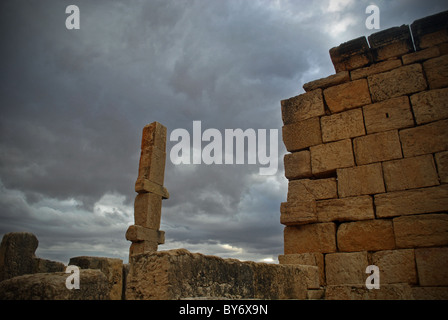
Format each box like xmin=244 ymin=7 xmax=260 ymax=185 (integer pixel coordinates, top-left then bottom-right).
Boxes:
xmin=126 ymin=122 xmax=169 ymax=259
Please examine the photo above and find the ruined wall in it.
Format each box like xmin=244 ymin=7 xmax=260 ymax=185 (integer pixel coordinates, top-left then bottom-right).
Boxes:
xmin=279 ymin=10 xmax=448 ymax=300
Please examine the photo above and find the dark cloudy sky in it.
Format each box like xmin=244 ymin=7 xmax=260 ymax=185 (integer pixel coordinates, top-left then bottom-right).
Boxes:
xmin=1 ymin=0 xmax=447 ymax=264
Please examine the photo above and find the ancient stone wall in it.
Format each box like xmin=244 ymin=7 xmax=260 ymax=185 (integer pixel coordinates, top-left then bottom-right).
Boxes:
xmin=279 ymin=10 xmax=448 ymax=299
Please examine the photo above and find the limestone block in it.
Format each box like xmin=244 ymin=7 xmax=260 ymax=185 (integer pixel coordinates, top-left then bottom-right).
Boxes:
xmin=368 ymin=64 xmax=427 ymax=102
xmin=402 ymin=46 xmax=440 ymax=65
xmin=280 ymin=201 xmax=317 ymax=226
xmin=126 ymin=249 xmax=315 ymax=300
xmin=125 ymin=225 xmax=165 ymax=244
xmin=411 ymin=10 xmax=448 ymax=50
xmin=393 ymin=214 xmax=448 ymax=248
xmin=423 ymin=55 xmax=448 ymax=89
xmin=435 ymin=151 xmax=448 ymax=183
xmin=329 ymin=36 xmax=373 ymax=73
xmin=353 ymin=130 xmax=402 ymax=165
xmin=371 ymin=249 xmax=417 ymax=284
xmin=310 ymin=139 xmax=355 ymax=176
xmin=316 ymin=195 xmax=375 ymax=223
xmin=303 ymin=71 xmax=350 ymax=92
xmin=278 ymin=253 xmax=325 ymax=286
xmin=325 ymin=283 xmax=413 ymax=300
xmin=337 ymin=163 xmax=385 ymax=198
xmin=281 ymin=89 xmax=325 ymax=124
xmin=138 ymin=146 xmax=166 ymax=186
xmin=415 ymin=247 xmax=448 ymax=286
xmin=68 ymin=256 xmax=123 ymax=300
xmin=368 ymin=25 xmax=414 ymax=62
xmin=411 ymin=88 xmax=448 ymax=124
xmin=129 ymin=240 xmax=159 ymax=257
xmin=134 ymin=193 xmax=162 ymax=229
xmin=362 ymin=96 xmax=414 ymax=134
xmin=287 ymin=178 xmax=337 ymax=202
xmin=321 ymin=108 xmax=365 ymax=143
xmin=323 ymin=79 xmax=372 ymax=113
xmin=283 ymin=150 xmax=312 ymax=180
xmin=141 ymin=121 xmax=167 ymax=152
xmin=284 ymin=223 xmax=336 ymax=254
xmin=325 ymin=251 xmax=368 ymax=285
xmin=399 ymin=119 xmax=448 ymax=157
xmin=135 ymin=178 xmax=169 ymax=199
xmin=382 ymin=154 xmax=440 ymax=192
xmin=337 ymin=219 xmax=395 ymax=252
xmin=350 ymin=59 xmax=402 ymax=81
xmin=375 ymin=185 xmax=448 ymax=218
xmin=412 ymin=287 xmax=448 ymax=300
xmin=282 ymin=117 xmax=322 ymax=152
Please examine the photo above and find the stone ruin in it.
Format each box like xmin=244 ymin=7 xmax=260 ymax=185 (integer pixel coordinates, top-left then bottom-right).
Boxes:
xmin=0 ymin=10 xmax=447 ymax=300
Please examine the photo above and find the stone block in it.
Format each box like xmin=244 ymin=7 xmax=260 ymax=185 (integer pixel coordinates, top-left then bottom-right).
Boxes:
xmin=368 ymin=64 xmax=427 ymax=102
xmin=135 ymin=178 xmax=169 ymax=199
xmin=0 ymin=270 xmax=109 ymax=300
xmin=382 ymin=154 xmax=440 ymax=192
xmin=129 ymin=240 xmax=159 ymax=257
xmin=423 ymin=54 xmax=448 ymax=89
xmin=125 ymin=225 xmax=165 ymax=244
xmin=415 ymin=247 xmax=448 ymax=286
xmin=329 ymin=36 xmax=373 ymax=72
xmin=371 ymin=249 xmax=417 ymax=284
xmin=281 ymin=89 xmax=325 ymax=124
xmin=368 ymin=25 xmax=414 ymax=62
xmin=337 ymin=163 xmax=385 ymax=198
xmin=283 ymin=150 xmax=312 ymax=180
xmin=141 ymin=121 xmax=167 ymax=152
xmin=323 ymin=79 xmax=372 ymax=113
xmin=282 ymin=117 xmax=322 ymax=152
xmin=321 ymin=108 xmax=365 ymax=143
xmin=411 ymin=88 xmax=448 ymax=124
xmin=375 ymin=185 xmax=448 ymax=218
xmin=435 ymin=151 xmax=448 ymax=183
xmin=287 ymin=178 xmax=337 ymax=202
xmin=284 ymin=223 xmax=336 ymax=254
xmin=134 ymin=193 xmax=163 ymax=229
xmin=393 ymin=214 xmax=448 ymax=248
xmin=362 ymin=96 xmax=414 ymax=134
xmin=337 ymin=219 xmax=395 ymax=252
xmin=138 ymin=146 xmax=166 ymax=186
xmin=353 ymin=130 xmax=402 ymax=165
xmin=303 ymin=71 xmax=350 ymax=92
xmin=412 ymin=287 xmax=448 ymax=300
xmin=316 ymin=195 xmax=375 ymax=223
xmin=350 ymin=59 xmax=402 ymax=81
xmin=325 ymin=283 xmax=413 ymax=300
xmin=325 ymin=251 xmax=368 ymax=285
xmin=310 ymin=139 xmax=354 ymax=176
xmin=399 ymin=119 xmax=448 ymax=157
xmin=125 ymin=249 xmax=315 ymax=300
xmin=68 ymin=256 xmax=123 ymax=300
xmin=280 ymin=201 xmax=317 ymax=226
xmin=278 ymin=253 xmax=325 ymax=286
xmin=402 ymin=46 xmax=440 ymax=65
xmin=411 ymin=10 xmax=448 ymax=50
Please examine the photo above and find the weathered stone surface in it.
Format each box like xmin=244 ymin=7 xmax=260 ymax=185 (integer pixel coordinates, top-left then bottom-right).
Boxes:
xmin=278 ymin=253 xmax=325 ymax=286
xmin=375 ymin=185 xmax=448 ymax=218
xmin=371 ymin=249 xmax=417 ymax=284
xmin=135 ymin=178 xmax=169 ymax=199
xmin=34 ymin=258 xmax=65 ymax=274
xmin=337 ymin=163 xmax=385 ymax=198
xmin=423 ymin=55 xmax=448 ymax=89
xmin=0 ymin=269 xmax=109 ymax=300
xmin=368 ymin=64 xmax=427 ymax=102
xmin=316 ymin=195 xmax=375 ymax=223
xmin=0 ymin=232 xmax=38 ymax=282
xmin=325 ymin=283 xmax=413 ymax=300
xmin=412 ymin=287 xmax=448 ymax=300
xmin=282 ymin=117 xmax=322 ymax=152
xmin=382 ymin=154 xmax=440 ymax=192
xmin=134 ymin=193 xmax=163 ymax=229
xmin=303 ymin=71 xmax=350 ymax=92
xmin=368 ymin=25 xmax=414 ymax=62
xmin=280 ymin=201 xmax=317 ymax=226
xmin=411 ymin=10 xmax=448 ymax=50
xmin=310 ymin=139 xmax=355 ymax=176
xmin=402 ymin=46 xmax=440 ymax=65
xmin=435 ymin=151 xmax=448 ymax=183
xmin=68 ymin=256 xmax=123 ymax=300
xmin=399 ymin=119 xmax=448 ymax=157
xmin=362 ymin=96 xmax=414 ymax=134
xmin=125 ymin=225 xmax=165 ymax=244
xmin=350 ymin=59 xmax=402 ymax=81
xmin=129 ymin=240 xmax=159 ymax=257
xmin=415 ymin=247 xmax=448 ymax=286
xmin=354 ymin=130 xmax=403 ymax=165
xmin=141 ymin=121 xmax=167 ymax=152
xmin=329 ymin=37 xmax=372 ymax=72
xmin=323 ymin=79 xmax=372 ymax=113
xmin=393 ymin=214 xmax=448 ymax=248
xmin=411 ymin=88 xmax=448 ymax=125
xmin=138 ymin=146 xmax=166 ymax=186
xmin=321 ymin=108 xmax=365 ymax=143
xmin=287 ymin=178 xmax=337 ymax=202
xmin=284 ymin=150 xmax=312 ymax=180
xmin=325 ymin=251 xmax=368 ymax=285
xmin=284 ymin=223 xmax=336 ymax=254
xmin=126 ymin=249 xmax=316 ymax=300
xmin=281 ymin=89 xmax=325 ymax=124
xmin=337 ymin=219 xmax=395 ymax=252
